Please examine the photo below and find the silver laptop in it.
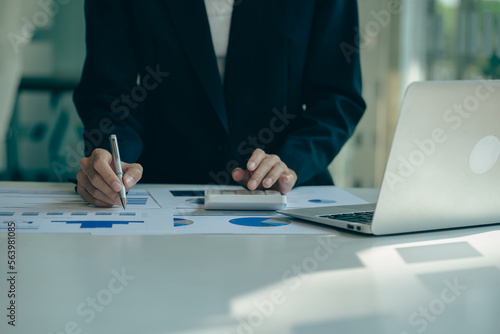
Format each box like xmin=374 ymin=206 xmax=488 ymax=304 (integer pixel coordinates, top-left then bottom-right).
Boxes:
xmin=279 ymin=80 xmax=500 ymax=235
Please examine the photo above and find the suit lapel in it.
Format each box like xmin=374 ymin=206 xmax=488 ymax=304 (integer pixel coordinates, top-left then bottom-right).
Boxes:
xmin=163 ymin=0 xmax=229 ymax=134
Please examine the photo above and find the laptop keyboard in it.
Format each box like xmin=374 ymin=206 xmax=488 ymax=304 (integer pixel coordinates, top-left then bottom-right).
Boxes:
xmin=321 ymin=211 xmax=374 ymax=224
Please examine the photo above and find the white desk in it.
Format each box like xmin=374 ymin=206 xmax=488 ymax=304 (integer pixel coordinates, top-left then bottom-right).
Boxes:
xmin=0 ymin=183 xmax=499 ymax=334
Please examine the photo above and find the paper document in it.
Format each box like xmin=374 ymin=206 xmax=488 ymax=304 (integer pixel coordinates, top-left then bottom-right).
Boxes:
xmin=148 ymin=185 xmax=368 ymax=210
xmin=0 ymin=183 xmax=171 ymax=235
xmin=172 ymin=214 xmax=338 ymax=234
xmin=286 ymin=186 xmax=368 ymax=208
xmin=0 ymin=208 xmax=173 ymax=235
xmin=0 ymin=183 xmax=368 ymax=235
xmin=148 ymin=185 xmax=368 ymax=235
xmin=0 ymin=187 xmax=161 ymax=210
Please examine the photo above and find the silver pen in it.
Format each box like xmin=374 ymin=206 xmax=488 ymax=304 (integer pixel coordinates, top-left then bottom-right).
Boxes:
xmin=109 ymin=134 xmax=127 ymax=210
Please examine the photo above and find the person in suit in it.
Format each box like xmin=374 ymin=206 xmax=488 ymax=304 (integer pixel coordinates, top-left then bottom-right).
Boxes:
xmin=73 ymin=0 xmax=366 ymax=207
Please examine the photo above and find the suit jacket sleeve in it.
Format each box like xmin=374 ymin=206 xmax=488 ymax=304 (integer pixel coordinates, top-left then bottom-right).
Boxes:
xmin=73 ymin=0 xmax=144 ymax=162
xmin=278 ymin=0 xmax=366 ymax=185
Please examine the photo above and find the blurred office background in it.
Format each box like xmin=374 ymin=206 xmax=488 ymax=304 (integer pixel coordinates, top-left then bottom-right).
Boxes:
xmin=1 ymin=0 xmax=499 ymax=187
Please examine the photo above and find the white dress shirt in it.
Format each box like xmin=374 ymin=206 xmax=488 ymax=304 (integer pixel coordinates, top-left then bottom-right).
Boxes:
xmin=204 ymin=0 xmax=234 ymax=80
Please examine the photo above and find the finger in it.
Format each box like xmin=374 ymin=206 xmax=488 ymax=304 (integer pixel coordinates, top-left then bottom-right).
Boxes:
xmin=83 ymin=166 xmax=120 ymax=201
xmin=247 ymin=154 xmax=280 ymax=190
xmin=232 ymin=168 xmax=245 ymax=182
xmin=91 ymin=149 xmax=122 ymax=192
xmin=275 ymin=169 xmax=297 ymax=195
xmin=247 ymin=149 xmax=266 ymax=171
xmin=122 ymin=163 xmax=143 ymax=189
xmin=261 ymin=161 xmax=288 ymax=189
xmin=79 ymin=156 xmax=91 ymax=171
xmin=232 ymin=168 xmax=250 ymax=185
xmin=77 ymin=183 xmax=114 ymax=208
xmin=77 ymin=171 xmax=120 ymax=205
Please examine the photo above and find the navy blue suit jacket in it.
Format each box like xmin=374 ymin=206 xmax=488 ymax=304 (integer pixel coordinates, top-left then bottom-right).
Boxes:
xmin=74 ymin=0 xmax=366 ymax=185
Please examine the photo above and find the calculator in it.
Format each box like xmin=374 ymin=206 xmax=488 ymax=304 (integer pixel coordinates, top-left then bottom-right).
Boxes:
xmin=204 ymin=190 xmax=287 ymax=211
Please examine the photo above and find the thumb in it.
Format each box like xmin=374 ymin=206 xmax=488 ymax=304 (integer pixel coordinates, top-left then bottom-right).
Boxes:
xmin=276 ymin=169 xmax=297 ymax=195
xmin=122 ymin=163 xmax=143 ymax=189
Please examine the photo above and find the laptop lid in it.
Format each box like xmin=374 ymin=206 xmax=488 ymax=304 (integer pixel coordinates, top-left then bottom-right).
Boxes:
xmin=372 ymin=80 xmax=500 ymax=235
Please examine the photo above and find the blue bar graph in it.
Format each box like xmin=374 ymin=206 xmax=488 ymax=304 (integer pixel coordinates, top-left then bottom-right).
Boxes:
xmin=52 ymin=220 xmax=144 ymax=229
xmin=126 ymin=198 xmax=148 ymax=205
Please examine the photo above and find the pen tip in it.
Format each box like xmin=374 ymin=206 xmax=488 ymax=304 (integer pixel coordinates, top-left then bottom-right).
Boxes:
xmin=120 ymin=198 xmax=127 ymax=210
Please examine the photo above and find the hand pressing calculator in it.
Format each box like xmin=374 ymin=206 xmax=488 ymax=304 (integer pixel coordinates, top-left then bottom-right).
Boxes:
xmin=204 ymin=190 xmax=287 ymax=210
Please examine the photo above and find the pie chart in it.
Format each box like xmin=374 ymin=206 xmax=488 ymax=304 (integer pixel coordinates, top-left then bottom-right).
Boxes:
xmin=229 ymin=217 xmax=291 ymax=227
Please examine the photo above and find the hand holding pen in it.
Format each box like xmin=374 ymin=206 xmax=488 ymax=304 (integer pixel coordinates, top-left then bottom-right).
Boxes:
xmin=76 ymin=138 xmax=143 ymax=208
